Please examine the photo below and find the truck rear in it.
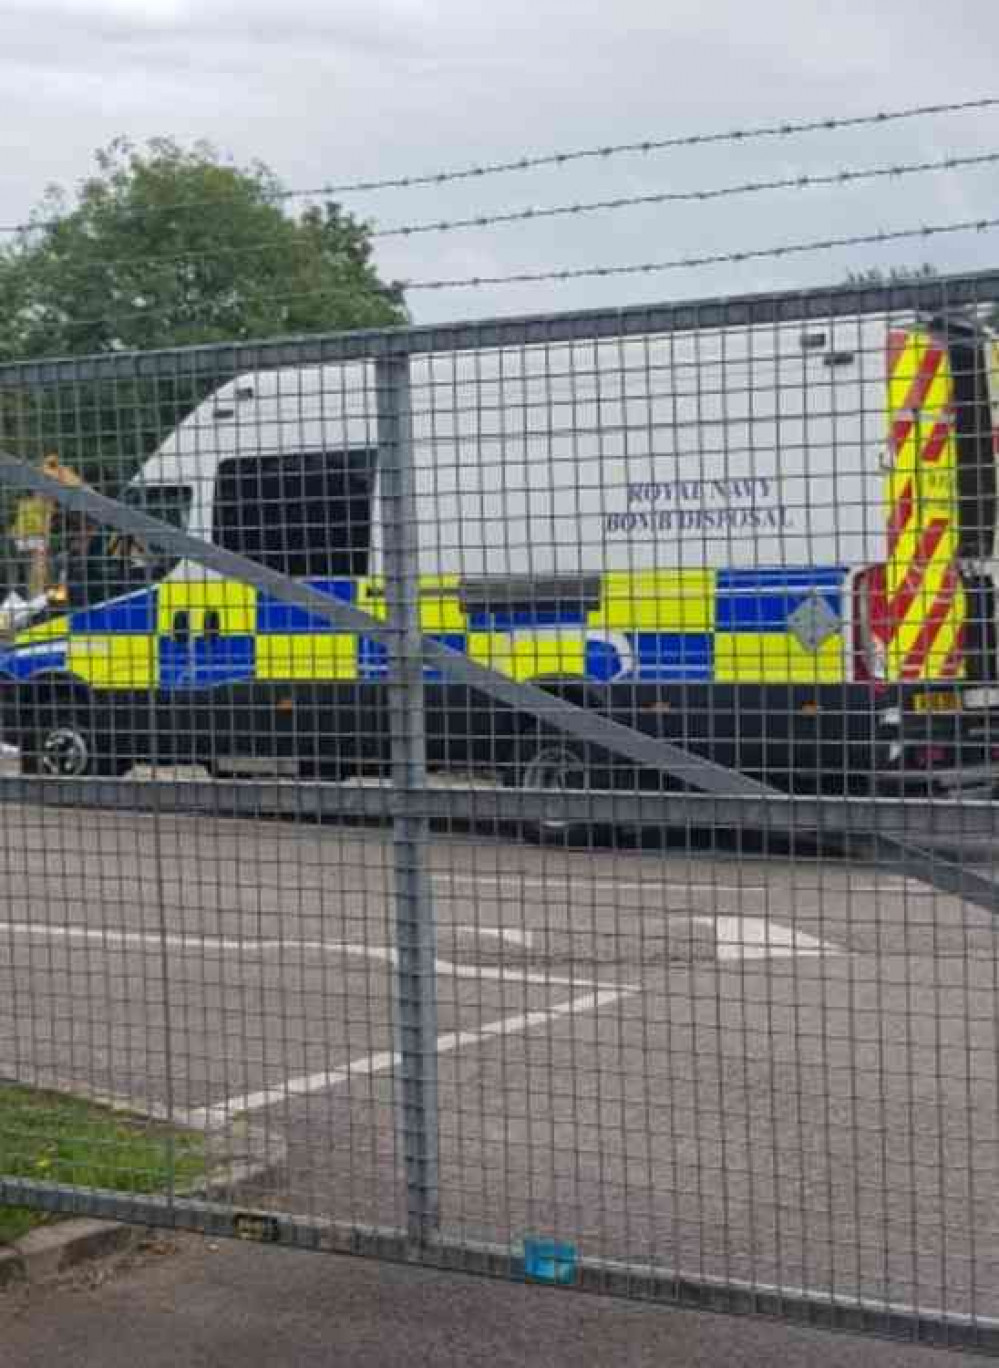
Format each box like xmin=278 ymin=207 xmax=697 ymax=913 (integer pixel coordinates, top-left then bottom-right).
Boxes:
xmin=858 ymin=327 xmax=968 ymax=686
xmin=850 ymin=317 xmax=999 ymax=795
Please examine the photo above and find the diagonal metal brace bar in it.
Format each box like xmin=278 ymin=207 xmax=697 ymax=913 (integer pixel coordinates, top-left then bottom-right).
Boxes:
xmin=861 ymin=836 xmax=999 ymax=916
xmin=0 ymin=452 xmax=769 ymax=799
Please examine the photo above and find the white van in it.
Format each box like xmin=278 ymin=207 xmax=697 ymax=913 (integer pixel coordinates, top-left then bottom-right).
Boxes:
xmin=2 ymin=312 xmax=997 ymax=798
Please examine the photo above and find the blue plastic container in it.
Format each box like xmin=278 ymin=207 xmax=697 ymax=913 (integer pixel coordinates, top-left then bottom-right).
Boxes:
xmin=523 ymin=1237 xmax=578 ymax=1285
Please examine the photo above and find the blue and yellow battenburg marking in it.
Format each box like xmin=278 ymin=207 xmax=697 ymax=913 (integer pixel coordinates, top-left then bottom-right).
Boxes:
xmin=2 ymin=565 xmax=850 ymax=690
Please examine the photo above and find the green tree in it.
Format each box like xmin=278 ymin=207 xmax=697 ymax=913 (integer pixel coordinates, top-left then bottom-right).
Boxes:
xmin=0 ymin=138 xmax=406 ymax=493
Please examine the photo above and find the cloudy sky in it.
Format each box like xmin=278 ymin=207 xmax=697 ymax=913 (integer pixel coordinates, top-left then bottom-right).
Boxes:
xmin=1 ymin=0 xmax=996 ymax=324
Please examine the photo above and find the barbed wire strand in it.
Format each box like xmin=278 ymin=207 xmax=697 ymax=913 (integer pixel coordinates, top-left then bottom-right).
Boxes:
xmin=403 ymin=215 xmax=999 ymax=290
xmin=1 ymin=96 xmax=996 ymax=237
xmin=372 ymin=149 xmax=999 ymax=239
xmin=242 ymin=97 xmax=999 ymax=199
xmin=5 ymin=215 xmax=997 ymax=347
xmin=2 ymin=151 xmax=994 ymax=289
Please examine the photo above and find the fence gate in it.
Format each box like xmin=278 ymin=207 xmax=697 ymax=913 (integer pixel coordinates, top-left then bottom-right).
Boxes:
xmin=2 ymin=272 xmax=999 ymax=1353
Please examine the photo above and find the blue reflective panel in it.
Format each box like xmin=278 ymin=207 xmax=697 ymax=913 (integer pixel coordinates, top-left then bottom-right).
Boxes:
xmin=256 ymin=580 xmax=356 ymax=634
xmin=716 ymin=567 xmax=846 ymax=591
xmin=70 ymin=589 xmax=156 ymax=635
xmin=159 ymin=637 xmax=255 ymax=689
xmin=358 ymin=637 xmax=389 ymax=680
xmin=585 ymin=638 xmax=625 ymax=681
xmin=0 ymin=649 xmax=67 ymax=681
xmin=360 ymin=634 xmax=467 ymax=681
xmin=632 ymin=632 xmax=713 ymax=681
xmin=715 ymin=567 xmax=845 ymax=633
xmin=467 ymin=607 xmax=589 ymax=631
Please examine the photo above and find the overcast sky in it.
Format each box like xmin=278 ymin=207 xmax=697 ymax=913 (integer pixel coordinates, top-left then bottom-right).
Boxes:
xmin=1 ymin=0 xmax=996 ymax=325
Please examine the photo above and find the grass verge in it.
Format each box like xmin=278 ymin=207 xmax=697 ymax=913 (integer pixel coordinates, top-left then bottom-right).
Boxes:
xmin=0 ymin=1083 xmax=204 ymax=1245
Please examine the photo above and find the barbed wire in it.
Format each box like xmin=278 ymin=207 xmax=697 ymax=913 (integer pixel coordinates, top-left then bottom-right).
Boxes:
xmin=403 ymin=215 xmax=999 ymax=290
xmin=287 ymin=97 xmax=999 ymax=198
xmin=2 ymin=151 xmax=994 ymax=290
xmin=372 ymin=149 xmax=999 ymax=239
xmin=4 ymin=215 xmax=996 ymax=345
xmin=0 ymin=96 xmax=995 ymax=238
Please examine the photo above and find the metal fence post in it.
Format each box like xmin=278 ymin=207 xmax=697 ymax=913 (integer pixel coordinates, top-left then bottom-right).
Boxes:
xmin=376 ymin=346 xmax=441 ymax=1241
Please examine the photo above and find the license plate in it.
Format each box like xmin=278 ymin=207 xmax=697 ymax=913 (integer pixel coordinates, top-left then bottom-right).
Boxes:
xmin=912 ymin=691 xmax=961 ymax=714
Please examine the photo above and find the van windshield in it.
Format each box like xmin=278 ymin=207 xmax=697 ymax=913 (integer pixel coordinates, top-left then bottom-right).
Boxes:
xmin=64 ymin=483 xmax=193 ymax=609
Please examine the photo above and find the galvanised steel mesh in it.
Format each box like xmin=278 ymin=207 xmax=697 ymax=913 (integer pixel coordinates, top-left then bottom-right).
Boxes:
xmin=1 ymin=272 xmax=999 ymax=1351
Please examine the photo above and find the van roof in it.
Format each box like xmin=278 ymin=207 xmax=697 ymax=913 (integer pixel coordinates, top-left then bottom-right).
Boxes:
xmin=132 ymin=361 xmax=377 ymax=490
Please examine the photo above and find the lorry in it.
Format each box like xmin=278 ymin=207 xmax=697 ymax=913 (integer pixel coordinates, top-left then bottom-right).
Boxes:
xmin=1 ymin=309 xmax=997 ymax=803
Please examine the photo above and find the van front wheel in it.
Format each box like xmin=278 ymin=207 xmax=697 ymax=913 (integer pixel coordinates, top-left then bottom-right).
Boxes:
xmin=20 ymin=697 xmax=127 ymax=779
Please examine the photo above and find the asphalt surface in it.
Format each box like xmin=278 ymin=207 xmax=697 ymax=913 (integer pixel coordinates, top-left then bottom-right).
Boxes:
xmin=1 ymin=1231 xmax=991 ymax=1367
xmin=3 ymin=792 xmax=999 ymax=1354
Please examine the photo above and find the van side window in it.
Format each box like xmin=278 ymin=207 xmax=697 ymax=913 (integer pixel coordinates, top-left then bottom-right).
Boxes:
xmin=213 ymin=449 xmax=375 ymax=578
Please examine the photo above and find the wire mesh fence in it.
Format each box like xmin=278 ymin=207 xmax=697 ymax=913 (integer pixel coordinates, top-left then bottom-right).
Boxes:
xmin=1 ymin=271 xmax=999 ymax=1350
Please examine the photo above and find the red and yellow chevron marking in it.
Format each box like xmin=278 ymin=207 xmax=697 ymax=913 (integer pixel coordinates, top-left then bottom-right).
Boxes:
xmin=879 ymin=328 xmax=965 ymax=682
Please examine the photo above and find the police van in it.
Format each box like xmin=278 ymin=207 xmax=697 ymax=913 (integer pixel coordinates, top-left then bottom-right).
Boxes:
xmin=2 ymin=310 xmax=998 ymax=800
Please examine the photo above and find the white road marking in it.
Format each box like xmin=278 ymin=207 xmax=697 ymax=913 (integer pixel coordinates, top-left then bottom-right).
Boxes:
xmin=431 ymin=873 xmax=913 ymax=897
xmin=0 ymin=922 xmax=620 ymax=990
xmin=692 ymin=915 xmax=840 ymax=960
xmin=452 ymin=924 xmax=535 ymax=948
xmin=433 ymin=874 xmax=772 ymax=897
xmin=187 ymin=985 xmax=634 ymax=1129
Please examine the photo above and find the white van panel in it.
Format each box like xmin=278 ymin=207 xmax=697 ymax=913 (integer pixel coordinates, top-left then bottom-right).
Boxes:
xmin=132 ymin=318 xmax=898 ymax=580
xmin=409 ymin=321 xmax=889 ymax=577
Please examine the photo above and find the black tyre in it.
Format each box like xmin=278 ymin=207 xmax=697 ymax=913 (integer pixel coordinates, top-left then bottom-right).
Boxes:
xmin=19 ymin=687 xmax=126 ymax=779
xmin=505 ymin=732 xmax=604 ymax=846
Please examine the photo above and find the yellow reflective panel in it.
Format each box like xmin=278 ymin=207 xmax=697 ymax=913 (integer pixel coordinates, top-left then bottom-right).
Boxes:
xmin=417 ymin=577 xmax=465 ymax=633
xmin=356 ymin=579 xmax=388 ymax=624
xmin=158 ymin=581 xmax=255 ymax=635
xmin=256 ymin=634 xmax=357 ymax=682
xmin=882 ymin=328 xmax=963 ymax=683
xmin=358 ymin=577 xmax=465 ymax=632
xmin=713 ymin=631 xmax=845 ymax=684
xmin=884 ymin=563 xmax=966 ymax=683
xmin=18 ymin=616 xmax=71 ymax=645
xmin=595 ymin=571 xmax=714 ymax=633
xmin=67 ymin=636 xmax=157 ymax=689
xmin=467 ymin=630 xmax=587 ymax=681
